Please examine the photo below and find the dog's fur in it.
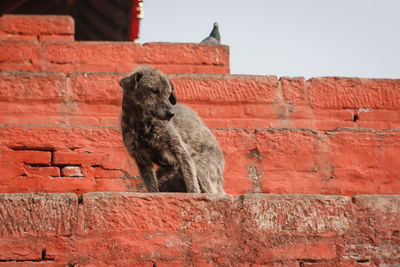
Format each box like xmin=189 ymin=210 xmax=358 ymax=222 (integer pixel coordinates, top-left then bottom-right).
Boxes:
xmin=120 ymin=65 xmax=225 ymax=193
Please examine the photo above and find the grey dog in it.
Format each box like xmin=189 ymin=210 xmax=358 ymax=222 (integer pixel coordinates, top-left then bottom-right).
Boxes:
xmin=119 ymin=65 xmax=225 ymax=193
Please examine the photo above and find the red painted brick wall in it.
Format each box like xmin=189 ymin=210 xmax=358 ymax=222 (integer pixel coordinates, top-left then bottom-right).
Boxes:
xmin=0 ymin=15 xmax=229 ymax=74
xmin=0 ymin=15 xmax=399 ymax=265
xmin=1 ymin=71 xmax=399 ymax=195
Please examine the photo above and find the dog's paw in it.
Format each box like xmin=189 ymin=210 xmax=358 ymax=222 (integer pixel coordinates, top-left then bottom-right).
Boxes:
xmin=189 ymin=185 xmax=201 ymax=193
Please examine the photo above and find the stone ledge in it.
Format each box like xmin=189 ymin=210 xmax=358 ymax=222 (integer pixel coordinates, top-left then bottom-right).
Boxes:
xmin=0 ymin=193 xmax=399 ymax=265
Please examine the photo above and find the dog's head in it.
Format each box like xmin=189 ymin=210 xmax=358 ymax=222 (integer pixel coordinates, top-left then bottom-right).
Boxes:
xmin=119 ymin=65 xmax=177 ymax=121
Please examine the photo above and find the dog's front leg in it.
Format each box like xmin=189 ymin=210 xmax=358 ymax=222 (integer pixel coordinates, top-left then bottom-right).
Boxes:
xmin=169 ymin=141 xmax=200 ymax=193
xmin=135 ymin=156 xmax=159 ymax=192
xmin=179 ymin=155 xmax=200 ymax=193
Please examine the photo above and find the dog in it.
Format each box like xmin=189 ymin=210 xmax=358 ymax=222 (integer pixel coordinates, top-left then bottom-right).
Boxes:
xmin=119 ymin=65 xmax=225 ymax=193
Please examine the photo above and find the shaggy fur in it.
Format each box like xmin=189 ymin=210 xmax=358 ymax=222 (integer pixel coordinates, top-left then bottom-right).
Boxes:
xmin=120 ymin=65 xmax=225 ymax=193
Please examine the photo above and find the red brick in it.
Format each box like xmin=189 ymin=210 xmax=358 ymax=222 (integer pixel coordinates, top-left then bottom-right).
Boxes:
xmin=68 ymin=103 xmax=121 ymax=117
xmin=143 ymin=42 xmax=229 ymax=67
xmin=154 ymin=63 xmax=229 ymax=74
xmin=281 ymin=77 xmax=307 ymax=104
xmin=0 ymin=125 xmax=140 ymax=193
xmin=260 ymin=171 xmax=323 ymax=194
xmin=68 ymin=72 xmax=123 ymax=104
xmin=12 ymin=150 xmax=52 ymax=166
xmin=204 ymin=118 xmax=273 ymax=130
xmin=238 ymin=194 xmax=354 ymax=236
xmin=0 ymin=125 xmax=123 ymax=150
xmin=93 ymin=167 xmax=124 ymax=179
xmin=213 ymin=129 xmax=255 ymax=195
xmin=326 ymin=128 xmax=400 ymax=195
xmin=169 ymin=74 xmax=278 ymax=104
xmin=39 ymin=42 xmax=229 ymax=74
xmin=0 ymin=114 xmax=68 ymax=125
xmin=0 ymin=71 xmax=66 ymax=102
xmin=271 ymin=242 xmax=336 ymax=260
xmin=255 ymin=129 xmax=318 ymax=172
xmin=309 ymin=77 xmax=400 ymax=109
xmin=0 ymin=41 xmax=39 ymax=71
xmin=0 ymin=15 xmax=74 ymax=36
xmin=91 ymin=148 xmax=138 ymax=175
xmin=0 ymin=193 xmax=78 ymax=236
xmin=24 ymin=166 xmax=60 ymax=177
xmin=244 ymin=104 xmax=281 ymax=118
xmin=67 ymin=116 xmax=100 ymax=126
xmin=353 ymin=195 xmax=400 ymax=239
xmin=350 ymin=195 xmax=400 ymax=263
xmin=39 ymin=34 xmax=74 ymax=42
xmin=61 ymin=166 xmax=84 ymax=177
xmin=95 ymin=178 xmax=143 ymax=192
xmin=0 ymin=102 xmax=68 ymax=116
xmin=80 ymin=192 xmax=233 ymax=234
xmin=0 ymin=237 xmax=43 ymax=261
xmin=40 ymin=41 xmax=142 ymax=73
xmin=53 ymin=151 xmax=93 ymax=166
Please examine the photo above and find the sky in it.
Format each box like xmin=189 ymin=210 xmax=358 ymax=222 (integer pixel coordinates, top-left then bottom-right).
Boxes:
xmin=139 ymin=0 xmax=400 ymax=79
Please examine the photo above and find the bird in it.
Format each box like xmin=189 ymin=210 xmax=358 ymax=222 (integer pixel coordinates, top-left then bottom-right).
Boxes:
xmin=200 ymin=22 xmax=221 ymax=45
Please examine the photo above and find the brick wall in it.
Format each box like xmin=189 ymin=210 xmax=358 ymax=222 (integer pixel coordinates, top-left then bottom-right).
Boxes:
xmin=0 ymin=15 xmax=399 ymax=265
xmin=0 ymin=193 xmax=399 ymax=266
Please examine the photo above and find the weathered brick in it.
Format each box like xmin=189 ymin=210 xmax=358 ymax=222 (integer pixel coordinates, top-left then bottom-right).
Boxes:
xmin=93 ymin=167 xmax=124 ymax=179
xmin=0 ymin=193 xmax=398 ymax=265
xmin=281 ymin=77 xmax=307 ymax=104
xmin=61 ymin=166 xmax=84 ymax=177
xmin=39 ymin=42 xmax=229 ymax=74
xmin=11 ymin=150 xmax=52 ymax=166
xmin=0 ymin=41 xmax=39 ymax=71
xmin=213 ymin=129 xmax=255 ymax=195
xmin=0 ymin=15 xmax=74 ymax=36
xmin=80 ymin=192 xmax=233 ymax=234
xmin=0 ymin=237 xmax=43 ymax=261
xmin=0 ymin=193 xmax=78 ymax=236
xmin=68 ymin=72 xmax=123 ymax=104
xmin=326 ymin=128 xmax=400 ymax=195
xmin=53 ymin=151 xmax=92 ymax=166
xmin=24 ymin=165 xmax=60 ymax=177
xmin=260 ymin=171 xmax=324 ymax=194
xmin=255 ymin=129 xmax=319 ymax=172
xmin=143 ymin=43 xmax=229 ymax=66
xmin=348 ymin=195 xmax=400 ymax=263
xmin=0 ymin=71 xmax=66 ymax=102
xmin=40 ymin=41 xmax=142 ymax=73
xmin=353 ymin=195 xmax=400 ymax=239
xmin=237 ymin=194 xmax=354 ymax=236
xmin=271 ymin=242 xmax=336 ymax=260
xmin=309 ymin=77 xmax=400 ymax=109
xmin=0 ymin=125 xmax=123 ymax=150
xmin=94 ymin=178 xmax=143 ymax=192
xmin=169 ymin=74 xmax=278 ymax=104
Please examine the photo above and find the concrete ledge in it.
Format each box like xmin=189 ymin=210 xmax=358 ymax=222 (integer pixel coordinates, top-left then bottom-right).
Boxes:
xmin=0 ymin=193 xmax=399 ymax=265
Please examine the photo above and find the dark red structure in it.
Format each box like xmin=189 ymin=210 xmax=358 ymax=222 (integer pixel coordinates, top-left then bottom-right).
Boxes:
xmin=130 ymin=0 xmax=143 ymax=41
xmin=0 ymin=0 xmax=141 ymax=41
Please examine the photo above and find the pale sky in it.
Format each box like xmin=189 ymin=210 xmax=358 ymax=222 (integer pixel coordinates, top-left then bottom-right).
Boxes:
xmin=139 ymin=0 xmax=400 ymax=79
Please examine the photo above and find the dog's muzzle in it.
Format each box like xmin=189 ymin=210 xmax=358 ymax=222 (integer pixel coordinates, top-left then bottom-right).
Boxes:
xmin=165 ymin=110 xmax=175 ymax=121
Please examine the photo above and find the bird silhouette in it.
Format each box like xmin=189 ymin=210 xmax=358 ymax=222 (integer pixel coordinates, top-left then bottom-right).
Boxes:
xmin=200 ymin=22 xmax=221 ymax=45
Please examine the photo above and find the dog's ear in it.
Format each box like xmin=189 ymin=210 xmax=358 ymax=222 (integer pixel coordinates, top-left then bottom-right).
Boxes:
xmin=119 ymin=72 xmax=143 ymax=91
xmin=168 ymin=80 xmax=177 ymax=105
xmin=169 ymin=91 xmax=177 ymax=105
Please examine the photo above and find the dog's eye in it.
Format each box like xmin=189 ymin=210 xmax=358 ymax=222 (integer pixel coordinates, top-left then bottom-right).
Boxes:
xmin=151 ymin=88 xmax=159 ymax=94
